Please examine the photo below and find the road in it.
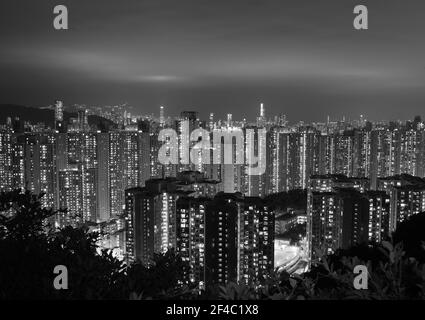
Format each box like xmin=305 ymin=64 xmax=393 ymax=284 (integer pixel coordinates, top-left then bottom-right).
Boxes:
xmin=274 ymin=240 xmax=308 ymax=274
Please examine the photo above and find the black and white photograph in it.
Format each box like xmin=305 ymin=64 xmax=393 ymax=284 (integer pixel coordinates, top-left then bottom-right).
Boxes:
xmin=1 ymin=0 xmax=425 ymax=312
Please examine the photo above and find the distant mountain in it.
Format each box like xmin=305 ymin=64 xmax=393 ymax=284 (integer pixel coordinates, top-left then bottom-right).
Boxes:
xmin=0 ymin=104 xmax=116 ymax=130
xmin=0 ymin=105 xmax=55 ymax=126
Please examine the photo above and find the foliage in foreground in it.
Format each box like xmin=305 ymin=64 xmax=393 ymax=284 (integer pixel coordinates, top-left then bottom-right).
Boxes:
xmin=0 ymin=190 xmax=191 ymax=299
xmin=1 ymin=190 xmax=425 ymax=300
xmin=217 ymin=241 xmax=425 ymax=300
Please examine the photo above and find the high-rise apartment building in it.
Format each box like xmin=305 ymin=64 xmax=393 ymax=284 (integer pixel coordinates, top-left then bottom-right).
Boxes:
xmin=205 ymin=193 xmax=274 ymax=287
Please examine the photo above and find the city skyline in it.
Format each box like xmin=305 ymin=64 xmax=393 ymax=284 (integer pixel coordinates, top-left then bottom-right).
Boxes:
xmin=2 ymin=90 xmax=425 ymax=297
xmin=1 ymin=102 xmax=423 ymax=126
xmin=2 ymin=0 xmax=425 ymax=302
xmin=2 ymin=0 xmax=425 ymax=122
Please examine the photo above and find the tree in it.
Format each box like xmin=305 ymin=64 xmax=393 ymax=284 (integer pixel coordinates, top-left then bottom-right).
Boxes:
xmin=264 ymin=189 xmax=307 ymax=211
xmin=0 ymin=190 xmax=194 ymax=299
xmin=279 ymin=223 xmax=306 ymax=244
xmin=393 ymin=212 xmax=425 ymax=262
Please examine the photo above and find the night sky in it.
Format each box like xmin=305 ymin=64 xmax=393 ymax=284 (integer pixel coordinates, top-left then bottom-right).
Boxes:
xmin=1 ymin=0 xmax=425 ymax=122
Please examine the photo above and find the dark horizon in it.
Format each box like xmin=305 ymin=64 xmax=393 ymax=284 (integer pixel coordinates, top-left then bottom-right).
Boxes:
xmin=1 ymin=0 xmax=425 ymax=122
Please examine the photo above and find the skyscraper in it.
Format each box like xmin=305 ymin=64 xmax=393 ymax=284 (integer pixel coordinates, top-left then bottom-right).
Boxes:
xmin=213 ymin=127 xmax=244 ymax=193
xmin=307 ymin=175 xmax=371 ymax=260
xmin=54 ymin=100 xmax=64 ymax=132
xmin=238 ymin=197 xmax=274 ymax=285
xmin=205 ymin=193 xmax=274 ymax=287
xmin=0 ymin=128 xmax=13 ymax=191
xmin=77 ymin=109 xmax=89 ymax=132
xmin=97 ymin=132 xmax=110 ymax=222
xmin=124 ymin=180 xmax=179 ymax=264
xmin=257 ymin=103 xmax=266 ymax=127
xmin=109 ymin=132 xmax=124 ymax=217
xmin=245 ymin=125 xmax=267 ymax=197
xmin=377 ymin=174 xmax=425 ymax=232
xmin=58 ymin=164 xmax=84 ymax=228
xmin=159 ymin=105 xmax=165 ymax=126
xmin=209 ymin=113 xmax=214 ymax=130
xmin=176 ymin=196 xmax=209 ymax=290
xmin=205 ymin=193 xmax=240 ymax=286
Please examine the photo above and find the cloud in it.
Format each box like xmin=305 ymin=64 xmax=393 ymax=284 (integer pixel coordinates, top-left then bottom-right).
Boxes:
xmin=1 ymin=0 xmax=425 ymax=121
xmin=133 ymin=75 xmax=185 ymax=83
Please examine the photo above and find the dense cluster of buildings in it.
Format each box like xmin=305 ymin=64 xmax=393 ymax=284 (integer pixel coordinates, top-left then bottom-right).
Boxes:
xmin=1 ymin=101 xmax=425 ymax=287
xmin=124 ymin=174 xmax=273 ymax=289
xmin=307 ymin=174 xmax=425 ymax=260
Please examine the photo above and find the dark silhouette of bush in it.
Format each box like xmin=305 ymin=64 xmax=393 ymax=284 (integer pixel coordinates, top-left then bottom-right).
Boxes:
xmin=264 ymin=189 xmax=307 ymax=211
xmin=278 ymin=223 xmax=306 ymax=244
xmin=123 ymin=249 xmax=194 ymax=299
xmin=393 ymin=212 xmax=425 ymax=263
xmin=0 ymin=190 xmax=191 ymax=300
